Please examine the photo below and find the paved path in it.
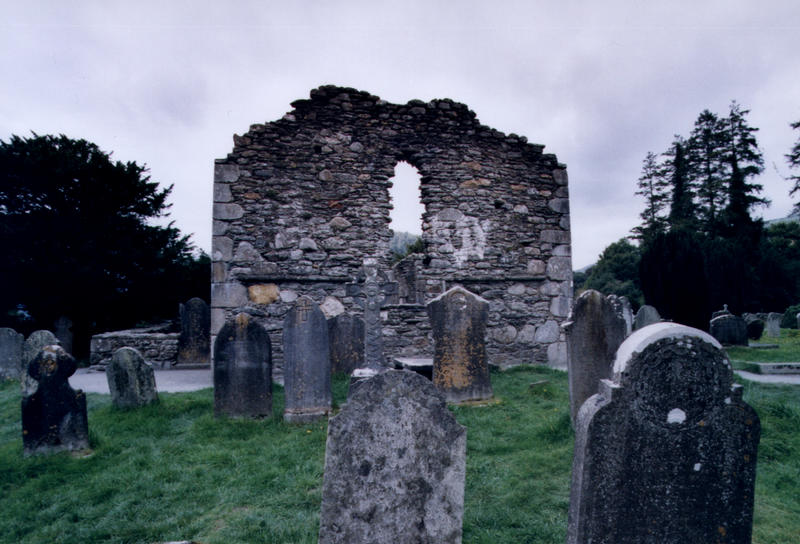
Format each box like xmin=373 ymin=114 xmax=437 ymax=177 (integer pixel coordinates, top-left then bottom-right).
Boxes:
xmin=735 ymin=370 xmax=800 ymax=385
xmin=69 ymin=368 xmax=212 ymax=394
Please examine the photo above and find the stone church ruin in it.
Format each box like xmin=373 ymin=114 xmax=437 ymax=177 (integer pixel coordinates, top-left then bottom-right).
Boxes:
xmin=211 ymin=86 xmax=572 ymax=376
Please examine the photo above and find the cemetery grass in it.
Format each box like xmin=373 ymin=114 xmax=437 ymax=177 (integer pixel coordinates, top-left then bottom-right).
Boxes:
xmin=727 ymin=328 xmax=800 ymax=365
xmin=0 ymin=368 xmax=797 ymax=544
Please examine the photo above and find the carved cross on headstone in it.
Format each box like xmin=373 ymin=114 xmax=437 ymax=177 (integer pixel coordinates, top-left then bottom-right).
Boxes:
xmin=346 ymin=260 xmax=397 ymax=369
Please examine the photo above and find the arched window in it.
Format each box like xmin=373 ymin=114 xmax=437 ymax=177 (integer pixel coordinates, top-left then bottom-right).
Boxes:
xmin=388 ymin=161 xmax=424 ymax=236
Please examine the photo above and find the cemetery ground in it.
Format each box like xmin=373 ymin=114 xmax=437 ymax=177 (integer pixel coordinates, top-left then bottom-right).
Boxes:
xmin=0 ymin=366 xmax=797 ymax=544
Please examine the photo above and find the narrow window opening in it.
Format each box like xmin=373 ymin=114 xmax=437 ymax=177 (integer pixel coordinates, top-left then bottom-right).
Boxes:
xmin=388 ymin=161 xmax=424 ymax=242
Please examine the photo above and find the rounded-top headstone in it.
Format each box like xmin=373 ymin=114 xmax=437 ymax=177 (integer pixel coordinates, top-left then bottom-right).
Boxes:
xmin=633 ymin=304 xmax=661 ymax=331
xmin=107 ymin=347 xmax=158 ymax=408
xmin=22 ymin=330 xmax=59 ymax=395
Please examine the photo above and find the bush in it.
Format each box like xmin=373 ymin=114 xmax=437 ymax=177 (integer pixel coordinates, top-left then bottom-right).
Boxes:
xmin=781 ymin=303 xmax=800 ymax=329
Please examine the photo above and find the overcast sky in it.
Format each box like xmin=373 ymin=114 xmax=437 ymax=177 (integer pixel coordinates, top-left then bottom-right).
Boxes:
xmin=3 ymin=1 xmax=799 ymax=269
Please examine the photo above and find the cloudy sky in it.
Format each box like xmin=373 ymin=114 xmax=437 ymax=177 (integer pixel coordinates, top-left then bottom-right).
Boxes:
xmin=3 ymin=1 xmax=799 ymax=269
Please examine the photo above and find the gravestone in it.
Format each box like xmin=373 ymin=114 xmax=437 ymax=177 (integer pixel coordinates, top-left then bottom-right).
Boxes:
xmin=709 ymin=313 xmax=747 ymax=346
xmin=567 ymin=322 xmax=760 ymax=544
xmin=213 ymin=313 xmax=272 ymax=418
xmin=107 ymin=347 xmax=158 ymax=408
xmin=565 ymin=290 xmax=628 ymax=423
xmin=345 ymin=259 xmax=397 ymax=369
xmin=765 ymin=312 xmax=782 ymax=338
xmin=328 ymin=313 xmax=364 ymax=374
xmin=633 ymin=304 xmax=660 ymax=331
xmin=21 ymin=345 xmax=89 ymax=456
xmin=177 ymin=297 xmax=211 ymax=366
xmin=0 ymin=328 xmax=24 ymax=380
xmin=711 ymin=304 xmax=731 ymax=319
xmin=606 ymin=294 xmax=633 ymax=336
xmin=744 ymin=315 xmax=765 ymax=340
xmin=22 ymin=330 xmax=59 ymax=396
xmin=283 ymin=296 xmax=331 ymax=422
xmin=319 ymin=370 xmax=466 ymax=544
xmin=427 ymin=286 xmax=492 ymax=403
xmin=53 ymin=316 xmax=73 ymax=355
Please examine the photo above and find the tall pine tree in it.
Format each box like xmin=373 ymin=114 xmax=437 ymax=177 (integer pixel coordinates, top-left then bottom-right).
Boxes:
xmin=631 ymin=151 xmax=669 ymax=243
xmin=788 ymin=119 xmax=800 ymax=206
xmin=687 ymin=110 xmax=728 ymax=236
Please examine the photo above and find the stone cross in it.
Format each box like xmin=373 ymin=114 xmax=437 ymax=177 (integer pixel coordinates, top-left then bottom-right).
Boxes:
xmin=346 ymin=260 xmax=397 ymax=369
xmin=567 ymin=322 xmax=760 ymax=544
xmin=21 ymin=345 xmax=89 ymax=456
xmin=318 ymin=370 xmax=466 ymax=544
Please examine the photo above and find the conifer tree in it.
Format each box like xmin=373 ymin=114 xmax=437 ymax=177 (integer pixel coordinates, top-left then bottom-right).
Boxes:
xmin=687 ymin=110 xmax=729 ymax=235
xmin=631 ymin=151 xmax=669 ymax=242
xmin=665 ymin=138 xmax=696 ymax=231
xmin=788 ymin=119 xmax=800 ymax=206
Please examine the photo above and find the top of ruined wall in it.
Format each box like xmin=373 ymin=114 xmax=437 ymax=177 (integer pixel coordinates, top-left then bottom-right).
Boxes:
xmin=213 ymin=85 xmax=570 ymax=285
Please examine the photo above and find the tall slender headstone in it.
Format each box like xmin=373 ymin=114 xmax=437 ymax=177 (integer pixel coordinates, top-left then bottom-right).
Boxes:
xmin=427 ymin=285 xmax=492 ymax=403
xmin=319 ymin=370 xmax=466 ymax=544
xmin=22 ymin=330 xmax=59 ymax=396
xmin=765 ymin=312 xmax=782 ymax=338
xmin=345 ymin=259 xmax=397 ymax=369
xmin=564 ymin=290 xmax=628 ymax=423
xmin=177 ymin=297 xmax=211 ymax=366
xmin=0 ymin=327 xmax=24 ymax=380
xmin=606 ymin=294 xmax=633 ymax=337
xmin=283 ymin=296 xmax=331 ymax=422
xmin=21 ymin=345 xmax=89 ymax=456
xmin=567 ymin=323 xmax=760 ymax=544
xmin=328 ymin=313 xmax=364 ymax=374
xmin=213 ymin=313 xmax=272 ymax=418
xmin=107 ymin=347 xmax=158 ymax=408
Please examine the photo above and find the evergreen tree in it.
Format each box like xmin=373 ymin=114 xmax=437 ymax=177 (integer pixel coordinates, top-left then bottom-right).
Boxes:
xmin=631 ymin=151 xmax=669 ymax=243
xmin=582 ymin=238 xmax=643 ymax=308
xmin=687 ymin=110 xmax=729 ymax=235
xmin=665 ymin=138 xmax=696 ymax=231
xmin=788 ymin=119 xmax=800 ymax=207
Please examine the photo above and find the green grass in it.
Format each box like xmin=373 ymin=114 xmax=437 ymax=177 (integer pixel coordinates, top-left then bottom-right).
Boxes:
xmin=1 ymin=366 xmax=798 ymax=543
xmin=727 ymin=328 xmax=800 ymax=364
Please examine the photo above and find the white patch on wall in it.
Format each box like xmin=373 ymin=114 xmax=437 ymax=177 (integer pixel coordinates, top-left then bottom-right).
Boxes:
xmin=430 ymin=208 xmax=491 ymax=267
xmin=667 ymin=408 xmax=686 ymax=424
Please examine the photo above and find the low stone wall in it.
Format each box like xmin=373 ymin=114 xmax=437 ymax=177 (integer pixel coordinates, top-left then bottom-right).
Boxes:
xmin=90 ymin=325 xmax=179 ymax=369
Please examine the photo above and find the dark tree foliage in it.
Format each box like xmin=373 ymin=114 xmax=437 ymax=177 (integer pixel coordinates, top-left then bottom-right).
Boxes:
xmin=631 ymin=151 xmax=669 ymax=244
xmin=582 ymin=238 xmax=643 ymax=309
xmin=687 ymin=110 xmax=728 ymax=236
xmin=788 ymin=119 xmax=800 ymax=207
xmin=0 ymin=134 xmax=209 ymax=358
xmin=640 ymin=229 xmax=709 ymax=330
xmin=758 ymin=222 xmax=800 ymax=313
xmin=665 ymin=139 xmax=697 ymax=231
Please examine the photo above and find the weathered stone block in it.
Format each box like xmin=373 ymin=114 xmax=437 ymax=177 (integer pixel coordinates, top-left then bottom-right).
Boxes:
xmin=107 ymin=347 xmax=158 ymax=408
xmin=213 ymin=203 xmax=245 ymax=221
xmin=212 ymin=236 xmax=233 ymax=262
xmin=211 ymin=282 xmax=248 ymax=308
xmin=213 ymin=182 xmax=233 ymax=202
xmin=248 ymin=284 xmax=280 ymax=305
xmin=214 ymin=163 xmax=240 ymax=182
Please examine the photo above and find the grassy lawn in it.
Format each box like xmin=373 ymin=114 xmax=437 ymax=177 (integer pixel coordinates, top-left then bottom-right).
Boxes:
xmin=727 ymin=328 xmax=800 ymax=365
xmin=0 ymin=365 xmax=797 ymax=544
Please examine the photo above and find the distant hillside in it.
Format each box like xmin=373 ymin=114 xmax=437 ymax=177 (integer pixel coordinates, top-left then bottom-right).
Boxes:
xmin=765 ymin=209 xmax=800 ymax=227
xmin=390 ymin=231 xmax=421 ymax=257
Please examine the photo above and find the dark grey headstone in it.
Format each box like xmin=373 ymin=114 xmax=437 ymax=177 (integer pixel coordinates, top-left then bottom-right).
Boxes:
xmin=177 ymin=297 xmax=211 ymax=366
xmin=319 ymin=370 xmax=466 ymax=544
xmin=709 ymin=314 xmax=748 ymax=346
xmin=633 ymin=304 xmax=661 ymax=330
xmin=567 ymin=323 xmax=760 ymax=544
xmin=213 ymin=313 xmax=272 ymax=418
xmin=283 ymin=296 xmax=331 ymax=422
xmin=427 ymin=286 xmax=492 ymax=403
xmin=22 ymin=330 xmax=59 ymax=396
xmin=21 ymin=345 xmax=89 ymax=456
xmin=0 ymin=327 xmax=24 ymax=380
xmin=744 ymin=315 xmax=765 ymax=340
xmin=606 ymin=294 xmax=633 ymax=336
xmin=107 ymin=347 xmax=158 ymax=408
xmin=328 ymin=313 xmax=364 ymax=374
xmin=765 ymin=312 xmax=781 ymax=338
xmin=565 ymin=290 xmax=628 ymax=423
xmin=53 ymin=316 xmax=73 ymax=355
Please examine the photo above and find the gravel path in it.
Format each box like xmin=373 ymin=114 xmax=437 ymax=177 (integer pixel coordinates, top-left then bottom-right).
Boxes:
xmin=69 ymin=367 xmax=212 ymax=393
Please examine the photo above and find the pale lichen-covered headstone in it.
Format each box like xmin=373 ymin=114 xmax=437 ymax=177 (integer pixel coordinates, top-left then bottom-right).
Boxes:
xmin=567 ymin=322 xmax=760 ymax=544
xmin=213 ymin=313 xmax=272 ymax=418
xmin=427 ymin=285 xmax=492 ymax=403
xmin=709 ymin=313 xmax=748 ymax=346
xmin=564 ymin=290 xmax=628 ymax=423
xmin=606 ymin=294 xmax=633 ymax=336
xmin=328 ymin=313 xmax=364 ymax=374
xmin=177 ymin=297 xmax=211 ymax=366
xmin=21 ymin=345 xmax=89 ymax=456
xmin=633 ymin=304 xmax=661 ymax=331
xmin=764 ymin=312 xmax=782 ymax=338
xmin=21 ymin=330 xmax=59 ymax=396
xmin=283 ymin=296 xmax=331 ymax=422
xmin=0 ymin=327 xmax=24 ymax=380
xmin=319 ymin=370 xmax=466 ymax=544
xmin=107 ymin=347 xmax=158 ymax=408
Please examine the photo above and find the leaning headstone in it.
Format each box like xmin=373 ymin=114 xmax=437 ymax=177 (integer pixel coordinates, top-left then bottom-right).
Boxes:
xmin=319 ymin=370 xmax=466 ymax=544
xmin=633 ymin=304 xmax=660 ymax=330
xmin=213 ymin=313 xmax=272 ymax=418
xmin=765 ymin=312 xmax=782 ymax=338
xmin=606 ymin=294 xmax=633 ymax=336
xmin=0 ymin=327 xmax=24 ymax=380
xmin=177 ymin=298 xmax=211 ymax=366
xmin=283 ymin=296 xmax=331 ymax=422
xmin=564 ymin=290 xmax=628 ymax=424
xmin=107 ymin=347 xmax=158 ymax=408
xmin=21 ymin=345 xmax=89 ymax=456
xmin=709 ymin=313 xmax=748 ymax=346
xmin=328 ymin=313 xmax=364 ymax=374
xmin=567 ymin=322 xmax=760 ymax=544
xmin=53 ymin=316 xmax=74 ymax=355
xmin=22 ymin=330 xmax=59 ymax=396
xmin=427 ymin=285 xmax=492 ymax=403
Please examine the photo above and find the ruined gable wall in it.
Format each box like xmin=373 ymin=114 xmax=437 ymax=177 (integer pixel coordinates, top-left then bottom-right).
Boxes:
xmin=212 ymin=86 xmax=571 ymax=376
